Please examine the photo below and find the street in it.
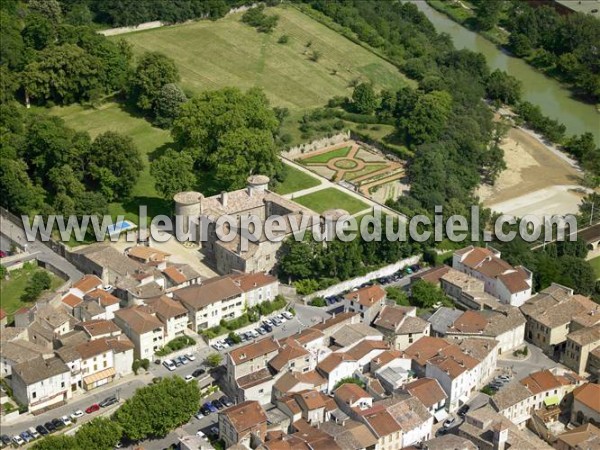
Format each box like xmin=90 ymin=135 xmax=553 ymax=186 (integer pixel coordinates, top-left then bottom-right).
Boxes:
xmin=497 ymin=343 xmax=563 ymax=381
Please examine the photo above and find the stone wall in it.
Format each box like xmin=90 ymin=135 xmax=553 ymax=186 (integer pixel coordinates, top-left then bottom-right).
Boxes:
xmin=98 ymin=21 xmax=164 ymax=36
xmin=283 ymin=131 xmax=351 ymax=159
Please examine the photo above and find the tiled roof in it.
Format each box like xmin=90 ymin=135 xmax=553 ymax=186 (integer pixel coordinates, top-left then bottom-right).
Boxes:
xmin=404 ymin=336 xmax=451 ymax=367
xmin=221 ymin=400 xmax=267 ymax=433
xmin=229 ymin=337 xmax=279 ymax=365
xmin=498 ymin=268 xmax=530 ymax=294
xmin=384 ymin=395 xmax=431 ymax=431
xmin=344 ymin=340 xmax=388 ymax=360
xmin=85 ymin=289 xmax=120 ymax=307
xmin=74 ymin=244 xmax=143 ymax=277
xmin=106 ymin=335 xmax=135 ymax=353
xmin=76 ymin=338 xmax=111 ymax=359
xmin=312 ymin=312 xmax=359 ymax=333
xmin=567 ymin=323 xmax=600 ymax=347
xmin=269 ymin=341 xmax=309 ymax=372
xmin=13 ymin=356 xmax=69 ymax=385
xmin=162 ymin=266 xmax=187 ymax=284
xmin=344 ymin=285 xmax=386 ymax=308
xmin=144 ymin=295 xmax=188 ymax=320
xmin=557 ymin=423 xmax=600 ymax=449
xmin=62 ymin=293 xmax=83 ymax=308
xmin=114 ymin=306 xmax=163 ymax=335
xmin=237 ymin=367 xmax=273 ymax=389
xmin=450 ymin=310 xmax=487 ymax=333
xmin=403 ymin=377 xmax=447 ymax=409
xmin=520 ymin=369 xmax=563 ymax=395
xmin=319 ymin=420 xmax=378 ymax=450
xmin=173 ymin=276 xmax=243 ymax=309
xmin=230 ymin=272 xmax=278 ymax=292
xmin=491 ymin=382 xmax=533 ymax=411
xmin=0 ymin=339 xmax=50 ymax=364
xmin=573 ymin=383 xmax=600 ymax=413
xmin=126 ymin=246 xmax=170 ymax=261
xmin=373 ymin=305 xmax=412 ymax=332
xmin=72 ymin=274 xmax=103 ymax=293
xmin=331 ymin=323 xmax=382 ymax=348
xmin=363 ymin=409 xmax=401 ymax=437
xmin=398 ymin=316 xmax=430 ymax=334
xmin=334 ymin=383 xmax=372 ymax=404
xmin=77 ymin=319 xmax=121 ymax=337
xmin=293 ymin=390 xmax=326 ymax=411
xmin=317 ymin=353 xmax=356 ymax=374
xmin=370 ymin=350 xmax=404 ymax=369
xmin=411 ymin=265 xmax=451 ymax=285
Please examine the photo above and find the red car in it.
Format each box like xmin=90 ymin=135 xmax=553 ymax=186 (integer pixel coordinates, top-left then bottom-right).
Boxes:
xmin=0 ymin=251 xmax=7 ymax=258
xmin=85 ymin=404 xmax=100 ymax=414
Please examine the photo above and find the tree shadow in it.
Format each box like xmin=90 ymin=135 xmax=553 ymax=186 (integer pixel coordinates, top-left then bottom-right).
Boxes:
xmin=121 ymin=196 xmax=172 ymax=219
xmin=148 ymin=141 xmax=177 ymax=163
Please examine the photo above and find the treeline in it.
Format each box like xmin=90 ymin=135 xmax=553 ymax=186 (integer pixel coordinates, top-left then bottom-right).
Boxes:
xmin=472 ymin=0 xmax=600 ymax=102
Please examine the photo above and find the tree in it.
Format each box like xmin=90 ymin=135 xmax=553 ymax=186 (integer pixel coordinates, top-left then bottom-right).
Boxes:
xmin=31 ymin=435 xmax=78 ymax=450
xmin=410 ymin=280 xmax=448 ymax=308
xmin=22 ymin=14 xmax=56 ymax=50
xmin=153 ymin=83 xmax=187 ymax=128
xmin=75 ymin=418 xmax=122 ymax=450
xmin=508 ymin=33 xmax=532 ymax=57
xmin=0 ymin=11 xmax=25 ymax=69
xmin=278 ymin=235 xmax=322 ymax=281
xmin=474 ymin=0 xmax=503 ymax=31
xmin=557 ymin=255 xmax=596 ymax=296
xmin=28 ymin=0 xmax=62 ymax=23
xmin=405 ymin=90 xmax=452 ymax=145
xmin=486 ymin=69 xmax=522 ymax=105
xmin=151 ymin=149 xmax=196 ymax=199
xmin=172 ymin=87 xmax=280 ymax=188
xmin=114 ymin=377 xmax=199 ymax=441
xmin=88 ymin=131 xmax=142 ymax=201
xmin=130 ymin=52 xmax=180 ymax=111
xmin=22 ymin=270 xmax=52 ymax=302
xmin=205 ymin=353 xmax=223 ymax=367
xmin=0 ymin=266 xmax=6 ymax=280
xmin=352 ymin=83 xmax=377 ymax=114
xmin=386 ymin=286 xmax=409 ymax=306
xmin=0 ymin=157 xmax=45 ymax=215
xmin=565 ymin=133 xmax=596 ymax=160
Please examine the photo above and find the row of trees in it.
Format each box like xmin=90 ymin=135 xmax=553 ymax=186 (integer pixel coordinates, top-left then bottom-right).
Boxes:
xmin=0 ymin=103 xmax=142 ymax=217
xmin=33 ymin=376 xmax=200 ymax=449
xmin=473 ymin=1 xmax=600 ymax=101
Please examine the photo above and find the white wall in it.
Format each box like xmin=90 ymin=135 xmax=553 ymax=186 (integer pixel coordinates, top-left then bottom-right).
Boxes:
xmin=326 ymin=361 xmax=359 ymax=393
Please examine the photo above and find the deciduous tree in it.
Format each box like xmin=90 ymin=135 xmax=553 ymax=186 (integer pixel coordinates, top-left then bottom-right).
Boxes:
xmin=130 ymin=52 xmax=179 ymax=111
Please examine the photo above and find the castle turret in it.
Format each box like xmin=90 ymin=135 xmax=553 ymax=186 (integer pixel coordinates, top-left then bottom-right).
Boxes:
xmin=246 ymin=175 xmax=270 ymax=196
xmin=173 ymin=191 xmax=203 ymax=237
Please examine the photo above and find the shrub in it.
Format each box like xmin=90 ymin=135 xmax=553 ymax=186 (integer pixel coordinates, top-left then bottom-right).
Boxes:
xmin=228 ymin=332 xmax=241 ymax=344
xmin=241 ymin=5 xmax=279 ymax=33
xmin=309 ymin=297 xmax=326 ymax=307
xmin=155 ymin=336 xmax=195 ymax=356
xmin=481 ymin=386 xmax=496 ymax=396
xmin=334 ymin=377 xmax=365 ymax=390
xmin=294 ymin=278 xmax=319 ymax=295
xmin=278 ymin=34 xmax=289 ymax=44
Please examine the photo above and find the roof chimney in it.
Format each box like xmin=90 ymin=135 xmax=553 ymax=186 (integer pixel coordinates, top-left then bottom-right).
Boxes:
xmin=221 ymin=191 xmax=228 ymax=207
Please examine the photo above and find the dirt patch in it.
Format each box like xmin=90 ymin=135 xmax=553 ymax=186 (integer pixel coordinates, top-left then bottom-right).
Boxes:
xmin=476 ymin=127 xmax=583 ymax=207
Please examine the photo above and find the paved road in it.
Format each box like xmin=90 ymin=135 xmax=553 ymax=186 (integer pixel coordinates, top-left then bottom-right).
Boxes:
xmin=497 ymin=343 xmax=563 ymax=382
xmin=0 ymin=216 xmax=82 ymax=281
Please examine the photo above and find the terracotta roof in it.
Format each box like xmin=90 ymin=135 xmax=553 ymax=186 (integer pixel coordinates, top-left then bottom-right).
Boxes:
xmin=221 ymin=400 xmax=267 ymax=433
xmin=334 ymin=383 xmax=372 ymax=404
xmin=317 ymin=353 xmax=356 ymax=374
xmin=296 ymin=370 xmax=327 ymax=387
xmin=573 ymin=383 xmax=600 ymax=413
xmin=293 ymin=390 xmax=326 ymax=411
xmin=450 ymin=310 xmax=487 ymax=333
xmin=373 ymin=305 xmax=412 ymax=332
xmin=269 ymin=341 xmax=310 ymax=372
xmin=229 ymin=337 xmax=279 ymax=365
xmin=114 ymin=306 xmax=163 ymax=335
xmin=404 ymin=336 xmax=451 ymax=367
xmin=280 ymin=395 xmax=302 ymax=415
xmin=76 ymin=338 xmax=111 ymax=359
xmin=173 ymin=276 xmax=243 ymax=309
xmin=345 ymin=339 xmax=388 ymax=360
xmin=497 ymin=269 xmax=530 ymax=293
xmin=144 ymin=295 xmax=188 ymax=320
xmin=371 ymin=350 xmax=404 ymax=368
xmin=162 ymin=266 xmax=187 ymax=284
xmin=557 ymin=423 xmax=600 ymax=449
xmin=294 ymin=328 xmax=325 ymax=345
xmin=520 ymin=370 xmax=563 ymax=395
xmin=344 ymin=285 xmax=386 ymax=308
xmin=319 ymin=420 xmax=378 ymax=450
xmin=85 ymin=289 xmax=120 ymax=307
xmin=237 ymin=367 xmax=273 ymax=389
xmin=312 ymin=312 xmax=359 ymax=332
xmin=106 ymin=335 xmax=135 ymax=353
xmin=403 ymin=378 xmax=447 ymax=409
xmin=73 ymin=274 xmax=103 ymax=293
xmin=384 ymin=395 xmax=432 ymax=431
xmin=230 ymin=272 xmax=278 ymax=292
xmin=426 ymin=343 xmax=480 ymax=379
xmin=363 ymin=409 xmax=401 ymax=437
xmin=411 ymin=265 xmax=451 ymax=285
xmin=127 ymin=246 xmax=170 ymax=261
xmin=62 ymin=293 xmax=83 ymax=308
xmin=77 ymin=319 xmax=121 ymax=337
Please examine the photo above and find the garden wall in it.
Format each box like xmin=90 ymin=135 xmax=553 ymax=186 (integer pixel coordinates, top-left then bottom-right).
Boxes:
xmin=283 ymin=131 xmax=351 ymax=159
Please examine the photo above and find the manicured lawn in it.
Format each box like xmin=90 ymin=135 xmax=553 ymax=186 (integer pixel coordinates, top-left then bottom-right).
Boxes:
xmin=49 ymin=103 xmax=173 ymax=222
xmin=590 ymin=256 xmax=600 ymax=280
xmin=1 ymin=264 xmax=64 ymax=322
xmin=301 ymin=146 xmax=352 ymax=164
xmin=119 ymin=5 xmax=411 ymax=111
xmin=293 ymin=188 xmax=369 ymax=215
xmin=274 ymin=165 xmax=320 ymax=195
xmin=345 ymin=163 xmax=388 ymax=181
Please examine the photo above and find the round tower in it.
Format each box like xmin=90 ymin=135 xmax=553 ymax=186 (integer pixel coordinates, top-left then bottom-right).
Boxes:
xmin=173 ymin=191 xmax=203 ymax=236
xmin=246 ymin=175 xmax=270 ymax=195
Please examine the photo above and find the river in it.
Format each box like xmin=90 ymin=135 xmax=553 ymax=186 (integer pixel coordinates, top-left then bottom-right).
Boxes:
xmin=411 ymin=1 xmax=600 ymax=145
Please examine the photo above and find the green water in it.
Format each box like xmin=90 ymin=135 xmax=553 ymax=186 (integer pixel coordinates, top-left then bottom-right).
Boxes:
xmin=412 ymin=1 xmax=600 ymax=145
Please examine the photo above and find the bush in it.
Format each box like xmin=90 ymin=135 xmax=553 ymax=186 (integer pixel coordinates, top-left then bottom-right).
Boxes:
xmin=334 ymin=377 xmax=365 ymax=390
xmin=155 ymin=336 xmax=195 ymax=356
xmin=228 ymin=332 xmax=241 ymax=344
xmin=21 ymin=270 xmax=52 ymax=302
xmin=481 ymin=386 xmax=496 ymax=396
xmin=309 ymin=297 xmax=326 ymax=307
xmin=278 ymin=34 xmax=289 ymax=44
xmin=295 ymin=278 xmax=319 ymax=295
xmin=241 ymin=5 xmax=279 ymax=33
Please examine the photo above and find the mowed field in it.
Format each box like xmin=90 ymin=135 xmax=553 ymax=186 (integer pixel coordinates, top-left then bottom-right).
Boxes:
xmin=120 ymin=6 xmax=412 ymax=110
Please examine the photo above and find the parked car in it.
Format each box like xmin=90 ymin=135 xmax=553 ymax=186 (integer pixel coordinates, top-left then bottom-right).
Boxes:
xmin=220 ymin=396 xmax=234 ymax=407
xmin=0 ymin=434 xmax=11 ymax=446
xmin=27 ymin=428 xmax=39 ymax=439
xmin=44 ymin=421 xmax=56 ymax=432
xmin=263 ymin=324 xmax=273 ymax=332
xmin=194 ymin=410 xmax=205 ymax=420
xmin=264 ymin=319 xmax=273 ymax=327
xmin=196 ymin=430 xmax=208 ymax=441
xmin=61 ymin=416 xmax=72 ymax=426
xmin=210 ymin=426 xmax=219 ymax=437
xmin=272 ymin=318 xmax=282 ymax=326
xmin=458 ymin=405 xmax=470 ymax=417
xmin=52 ymin=418 xmax=65 ymax=429
xmin=256 ymin=327 xmax=267 ymax=335
xmin=12 ymin=435 xmax=25 ymax=446
xmin=71 ymin=410 xmax=84 ymax=420
xmin=163 ymin=359 xmax=176 ymax=371
xmin=154 ymin=359 xmax=162 ymax=365
xmin=102 ymin=285 xmax=113 ymax=291
xmin=184 ymin=374 xmax=194 ymax=382
xmin=212 ymin=343 xmax=223 ymax=351
xmin=204 ymin=402 xmax=218 ymax=413
xmin=85 ymin=403 xmax=100 ymax=414
xmin=276 ymin=314 xmax=286 ymax=323
xmin=498 ymin=375 xmax=511 ymax=382
xmin=443 ymin=417 xmax=456 ymax=429
xmin=192 ymin=368 xmax=206 ymax=377
xmin=239 ymin=333 xmax=248 ymax=342
xmin=282 ymin=311 xmax=294 ymax=320
xmin=178 ymin=355 xmax=189 ymax=365
xmin=225 ymin=337 xmax=234 ymax=346
xmin=100 ymin=396 xmax=118 ymax=408
xmin=200 ymin=406 xmax=210 ymax=416
xmin=35 ymin=425 xmax=48 ymax=436
xmin=211 ymin=399 xmax=224 ymax=410
xmin=20 ymin=432 xmax=32 ymax=443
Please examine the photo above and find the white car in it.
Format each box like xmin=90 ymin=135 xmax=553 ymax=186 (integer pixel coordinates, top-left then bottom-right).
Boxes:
xmin=71 ymin=410 xmax=84 ymax=419
xmin=163 ymin=359 xmax=176 ymax=371
xmin=27 ymin=428 xmax=40 ymax=439
xmin=277 ymin=314 xmax=287 ymax=323
xmin=282 ymin=311 xmax=293 ymax=320
xmin=264 ymin=319 xmax=273 ymax=326
xmin=185 ymin=353 xmax=196 ymax=361
xmin=196 ymin=430 xmax=209 ymax=441
xmin=184 ymin=375 xmax=194 ymax=382
xmin=61 ymin=415 xmax=73 ymax=426
xmin=12 ymin=435 xmax=25 ymax=446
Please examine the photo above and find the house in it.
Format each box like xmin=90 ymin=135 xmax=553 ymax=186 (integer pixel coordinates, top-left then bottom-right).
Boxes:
xmin=342 ymin=285 xmax=386 ymax=324
xmin=173 ymin=276 xmax=244 ymax=331
xmin=556 ymin=423 xmax=600 ymax=450
xmin=0 ymin=339 xmax=52 ymax=377
xmin=292 ymin=389 xmax=333 ymax=425
xmin=70 ymin=274 xmax=103 ymax=297
xmin=83 ymin=289 xmax=121 ymax=319
xmin=269 ymin=338 xmax=314 ymax=374
xmin=373 ymin=305 xmax=430 ymax=350
xmin=144 ymin=295 xmax=189 ymax=342
xmin=125 ymin=246 xmax=170 ymax=264
xmin=316 ymin=353 xmax=359 ymax=393
xmin=106 ymin=335 xmax=135 ymax=377
xmin=311 ymin=312 xmax=361 ymax=339
xmin=76 ymin=338 xmax=116 ymax=390
xmin=440 ymin=269 xmax=502 ymax=311
xmin=403 ymin=336 xmax=451 ymax=376
xmin=520 ymin=283 xmax=600 ymax=359
xmin=272 ymin=370 xmax=327 ymax=399
xmin=11 ymin=356 xmax=71 ymax=412
xmin=342 ymin=339 xmax=388 ymax=372
xmin=230 ymin=272 xmax=279 ymax=307
xmin=318 ymin=419 xmax=378 ymax=450
xmin=452 ymin=246 xmax=533 ymax=307
xmin=402 ymin=378 xmax=448 ymax=421
xmin=520 ymin=368 xmax=583 ymax=412
xmin=490 ymin=382 xmax=535 ymax=428
xmin=113 ymin=306 xmax=164 ymax=359
xmin=162 ymin=264 xmax=202 ymax=291
xmin=69 ymin=244 xmax=144 ymax=285
xmin=430 ymin=306 xmax=526 ymax=354
xmin=380 ymin=394 xmax=433 ymax=447
xmin=330 ymin=323 xmax=383 ymax=349
xmin=411 ymin=265 xmax=451 ymax=287
xmin=333 ymin=383 xmax=373 ymax=416
xmin=570 ymin=383 xmax=600 ymax=426
xmin=73 ymin=300 xmax=106 ymax=322
xmin=422 ymin=434 xmax=477 ymax=450
xmin=374 ymin=359 xmax=414 ymax=392
xmin=76 ymin=319 xmax=122 ymax=340
xmin=563 ymin=323 xmax=600 ymax=376
xmin=219 ymin=400 xmax=268 ymax=448
xmin=359 ymin=407 xmax=403 ymax=450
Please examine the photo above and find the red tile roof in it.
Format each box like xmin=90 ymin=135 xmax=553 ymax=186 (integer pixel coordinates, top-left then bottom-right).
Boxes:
xmin=62 ymin=293 xmax=83 ymax=308
xmin=73 ymin=274 xmax=103 ymax=293
xmin=344 ymin=285 xmax=386 ymax=308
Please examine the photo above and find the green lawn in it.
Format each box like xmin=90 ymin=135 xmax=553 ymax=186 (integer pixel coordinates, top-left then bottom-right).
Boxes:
xmin=119 ymin=5 xmax=411 ymax=111
xmin=49 ymin=103 xmax=172 ymax=222
xmin=1 ymin=264 xmax=64 ymax=322
xmin=293 ymin=187 xmax=369 ymax=215
xmin=274 ymin=165 xmax=320 ymax=195
xmin=301 ymin=146 xmax=352 ymax=164
xmin=345 ymin=163 xmax=388 ymax=181
xmin=590 ymin=256 xmax=600 ymax=280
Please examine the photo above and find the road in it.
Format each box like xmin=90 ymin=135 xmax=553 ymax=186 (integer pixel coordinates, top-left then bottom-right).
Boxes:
xmin=0 ymin=214 xmax=82 ymax=281
xmin=497 ymin=343 xmax=564 ymax=381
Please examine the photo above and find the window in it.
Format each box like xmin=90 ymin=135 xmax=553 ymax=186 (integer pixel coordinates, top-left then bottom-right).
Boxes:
xmin=32 ymin=392 xmax=36 ymax=399
xmin=61 ymin=381 xmax=65 ymax=388
xmin=259 ymin=389 xmax=264 ymax=394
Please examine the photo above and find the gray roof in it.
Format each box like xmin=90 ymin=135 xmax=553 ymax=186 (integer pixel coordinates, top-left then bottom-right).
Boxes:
xmin=0 ymin=339 xmax=51 ymax=364
xmin=74 ymin=244 xmax=143 ymax=277
xmin=423 ymin=434 xmax=477 ymax=450
xmin=491 ymin=382 xmax=533 ymax=411
xmin=377 ymin=366 xmax=410 ymax=385
xmin=13 ymin=356 xmax=69 ymax=385
xmin=428 ymin=307 xmax=462 ymax=335
xmin=332 ymin=323 xmax=383 ymax=348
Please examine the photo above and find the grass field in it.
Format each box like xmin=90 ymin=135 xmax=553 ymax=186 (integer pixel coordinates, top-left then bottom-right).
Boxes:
xmin=590 ymin=256 xmax=600 ymax=280
xmin=274 ymin=165 xmax=320 ymax=195
xmin=1 ymin=264 xmax=64 ymax=322
xmin=120 ymin=5 xmax=412 ymax=111
xmin=301 ymin=146 xmax=352 ymax=164
xmin=49 ymin=103 xmax=172 ymax=221
xmin=293 ymin=188 xmax=368 ymax=215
